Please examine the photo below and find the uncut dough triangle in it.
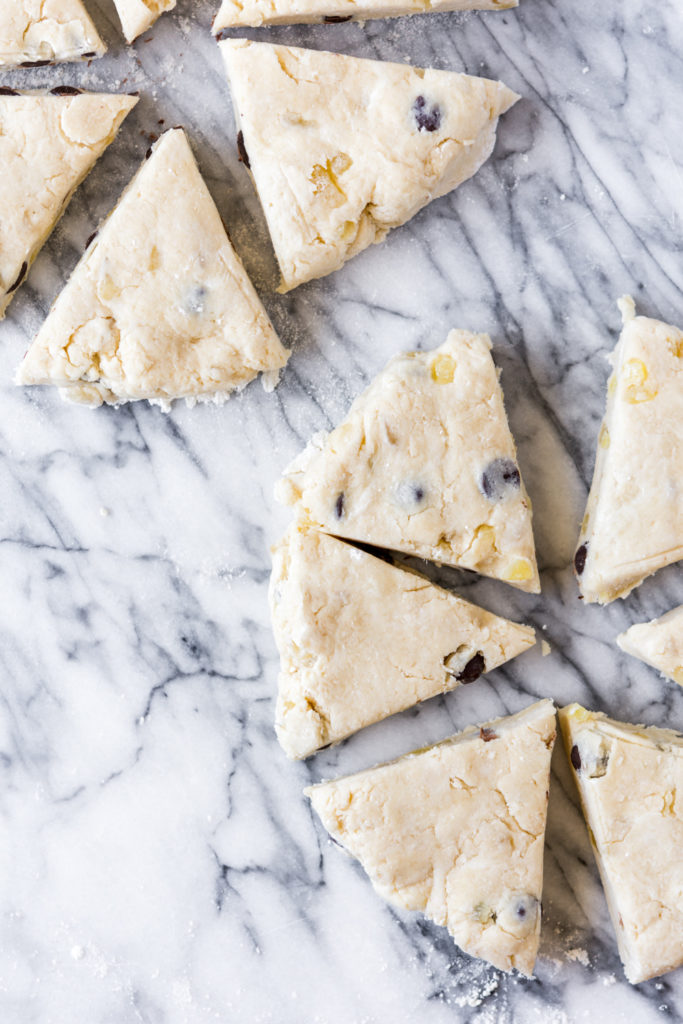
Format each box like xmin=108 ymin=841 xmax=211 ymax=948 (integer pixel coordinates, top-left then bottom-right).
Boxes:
xmin=220 ymin=40 xmax=519 ymax=291
xmin=214 ymin=0 xmax=514 ymax=30
xmin=112 ymin=0 xmax=176 ymax=44
xmin=559 ymin=704 xmax=683 ymax=984
xmin=0 ymin=0 xmax=106 ymax=66
xmin=617 ymin=606 xmax=683 ymax=686
xmin=307 ymin=699 xmax=556 ymax=975
xmin=574 ymin=296 xmax=683 ymax=603
xmin=16 ymin=128 xmax=289 ymax=408
xmin=0 ymin=91 xmax=136 ymax=318
xmin=277 ymin=330 xmax=540 ymax=592
xmin=271 ymin=522 xmax=536 ymax=758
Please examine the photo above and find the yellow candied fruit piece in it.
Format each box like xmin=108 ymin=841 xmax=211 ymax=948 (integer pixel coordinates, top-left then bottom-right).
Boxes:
xmin=340 ymin=220 xmax=357 ymax=242
xmin=673 ymin=667 xmax=683 ymax=686
xmin=471 ymin=524 xmax=497 ymax=560
xmin=309 ymin=153 xmax=351 ymax=202
xmin=607 ymin=374 xmax=617 ymax=397
xmin=431 ymin=353 xmax=456 ymax=384
xmin=566 ymin=704 xmax=593 ymax=725
xmin=148 ymin=245 xmax=161 ymax=272
xmin=98 ymin=275 xmax=118 ymax=302
xmin=503 ymin=557 xmax=533 ymax=582
xmin=581 ymin=512 xmax=590 ymax=532
xmin=598 ymin=423 xmax=610 ymax=449
xmin=621 ymin=358 xmax=657 ymax=403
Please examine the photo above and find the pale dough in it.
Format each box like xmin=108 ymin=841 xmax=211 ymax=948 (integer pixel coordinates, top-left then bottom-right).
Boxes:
xmin=112 ymin=0 xmax=176 ymax=44
xmin=214 ymin=0 xmax=514 ymax=30
xmin=0 ymin=0 xmax=105 ymax=66
xmin=617 ymin=606 xmax=683 ymax=686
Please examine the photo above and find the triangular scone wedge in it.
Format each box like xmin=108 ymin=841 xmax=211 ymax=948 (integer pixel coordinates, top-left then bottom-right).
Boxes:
xmin=574 ymin=296 xmax=683 ymax=603
xmin=307 ymin=699 xmax=556 ymax=975
xmin=214 ymin=0 xmax=514 ymax=30
xmin=220 ymin=40 xmax=519 ymax=291
xmin=112 ymin=0 xmax=176 ymax=44
xmin=0 ymin=91 xmax=137 ymax=320
xmin=559 ymin=704 xmax=683 ymax=984
xmin=277 ymin=331 xmax=540 ymax=592
xmin=16 ymin=128 xmax=289 ymax=408
xmin=0 ymin=0 xmax=105 ymax=66
xmin=272 ymin=522 xmax=536 ymax=759
xmin=617 ymin=606 xmax=683 ymax=686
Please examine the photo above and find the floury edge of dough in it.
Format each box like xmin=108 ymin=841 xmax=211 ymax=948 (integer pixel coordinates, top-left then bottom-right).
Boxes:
xmin=112 ymin=0 xmax=176 ymax=44
xmin=277 ymin=330 xmax=540 ymax=592
xmin=0 ymin=0 xmax=106 ymax=66
xmin=219 ymin=40 xmax=519 ymax=292
xmin=16 ymin=128 xmax=289 ymax=409
xmin=574 ymin=296 xmax=683 ymax=604
xmin=0 ymin=91 xmax=138 ymax=319
xmin=559 ymin=704 xmax=683 ymax=984
xmin=213 ymin=0 xmax=515 ymax=30
xmin=307 ymin=699 xmax=557 ymax=976
xmin=270 ymin=522 xmax=536 ymax=759
xmin=617 ymin=606 xmax=683 ymax=686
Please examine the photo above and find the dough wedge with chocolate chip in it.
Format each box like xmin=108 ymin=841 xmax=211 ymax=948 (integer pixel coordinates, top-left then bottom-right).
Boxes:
xmin=219 ymin=40 xmax=519 ymax=291
xmin=307 ymin=699 xmax=556 ymax=975
xmin=617 ymin=606 xmax=683 ymax=686
xmin=0 ymin=91 xmax=137 ymax=319
xmin=16 ymin=128 xmax=289 ymax=408
xmin=271 ymin=521 xmax=536 ymax=759
xmin=0 ymin=0 xmax=106 ymax=66
xmin=559 ymin=703 xmax=683 ymax=984
xmin=277 ymin=330 xmax=540 ymax=592
xmin=574 ymin=296 xmax=683 ymax=603
xmin=112 ymin=0 xmax=176 ymax=44
xmin=214 ymin=0 xmax=514 ymax=30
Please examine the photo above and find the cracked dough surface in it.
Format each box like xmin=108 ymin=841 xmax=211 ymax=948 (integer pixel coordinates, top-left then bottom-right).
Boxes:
xmin=16 ymin=128 xmax=289 ymax=408
xmin=559 ymin=704 xmax=683 ymax=984
xmin=0 ymin=92 xmax=137 ymax=319
xmin=214 ymin=0 xmax=514 ymax=30
xmin=575 ymin=296 xmax=683 ymax=604
xmin=112 ymin=0 xmax=176 ymax=44
xmin=617 ymin=605 xmax=683 ymax=686
xmin=0 ymin=0 xmax=105 ymax=66
xmin=307 ymin=699 xmax=556 ymax=975
xmin=277 ymin=330 xmax=540 ymax=592
xmin=271 ymin=522 xmax=535 ymax=759
xmin=220 ymin=40 xmax=518 ymax=291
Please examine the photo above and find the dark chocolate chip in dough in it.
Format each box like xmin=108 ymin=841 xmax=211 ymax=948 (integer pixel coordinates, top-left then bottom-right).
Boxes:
xmin=50 ymin=86 xmax=82 ymax=95
xmin=334 ymin=493 xmax=345 ymax=520
xmin=236 ymin=131 xmax=250 ymax=170
xmin=413 ymin=95 xmax=442 ymax=133
xmin=7 ymin=261 xmax=28 ymax=294
xmin=20 ymin=59 xmax=52 ymax=68
xmin=480 ymin=727 xmax=497 ymax=743
xmin=82 ymin=52 xmax=97 ymax=58
xmin=0 ymin=87 xmax=19 ymax=96
xmin=456 ymin=652 xmax=486 ymax=684
xmin=574 ymin=542 xmax=588 ymax=576
xmin=570 ymin=744 xmax=581 ymax=771
xmin=480 ymin=458 xmax=521 ymax=501
xmin=323 ymin=14 xmax=352 ymax=21
xmin=85 ymin=230 xmax=98 ymax=250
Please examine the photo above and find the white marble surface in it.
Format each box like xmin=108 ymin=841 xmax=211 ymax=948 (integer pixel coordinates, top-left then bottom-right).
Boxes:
xmin=1 ymin=0 xmax=682 ymax=1021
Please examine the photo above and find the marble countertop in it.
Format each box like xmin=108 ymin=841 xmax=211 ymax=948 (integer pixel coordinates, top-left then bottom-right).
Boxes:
xmin=1 ymin=0 xmax=682 ymax=1021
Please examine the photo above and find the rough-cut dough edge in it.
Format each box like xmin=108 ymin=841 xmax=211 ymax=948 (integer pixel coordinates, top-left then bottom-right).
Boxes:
xmin=0 ymin=91 xmax=138 ymax=320
xmin=0 ymin=8 xmax=106 ymax=68
xmin=617 ymin=607 xmax=683 ymax=686
xmin=213 ymin=0 xmax=516 ymax=30
xmin=113 ymin=0 xmax=177 ymax=44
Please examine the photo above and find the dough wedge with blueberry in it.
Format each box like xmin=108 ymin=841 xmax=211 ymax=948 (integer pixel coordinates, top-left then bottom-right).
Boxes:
xmin=219 ymin=40 xmax=519 ymax=291
xmin=112 ymin=0 xmax=176 ymax=44
xmin=271 ymin=522 xmax=536 ymax=759
xmin=617 ymin=606 xmax=683 ymax=686
xmin=307 ymin=699 xmax=556 ymax=975
xmin=0 ymin=0 xmax=105 ymax=66
xmin=277 ymin=330 xmax=540 ymax=592
xmin=16 ymin=128 xmax=289 ymax=409
xmin=559 ymin=703 xmax=683 ymax=984
xmin=214 ymin=0 xmax=514 ymax=30
xmin=0 ymin=90 xmax=137 ymax=318
xmin=574 ymin=296 xmax=683 ymax=603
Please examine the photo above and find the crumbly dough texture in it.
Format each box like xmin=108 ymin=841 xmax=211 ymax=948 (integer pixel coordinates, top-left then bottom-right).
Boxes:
xmin=214 ymin=0 xmax=514 ymax=30
xmin=307 ymin=699 xmax=556 ymax=975
xmin=112 ymin=0 xmax=176 ymax=44
xmin=575 ymin=296 xmax=683 ymax=603
xmin=0 ymin=0 xmax=105 ymax=66
xmin=16 ymin=128 xmax=289 ymax=408
xmin=271 ymin=522 xmax=536 ymax=759
xmin=220 ymin=40 xmax=518 ymax=291
xmin=277 ymin=330 xmax=540 ymax=592
xmin=0 ymin=92 xmax=136 ymax=319
xmin=617 ymin=606 xmax=683 ymax=686
xmin=559 ymin=704 xmax=683 ymax=984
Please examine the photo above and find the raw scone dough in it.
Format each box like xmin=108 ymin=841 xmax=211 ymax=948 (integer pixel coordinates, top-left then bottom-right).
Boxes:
xmin=617 ymin=606 xmax=683 ymax=686
xmin=574 ymin=296 xmax=683 ymax=603
xmin=220 ymin=40 xmax=519 ymax=291
xmin=16 ymin=128 xmax=289 ymax=408
xmin=559 ymin=703 xmax=683 ymax=984
xmin=271 ymin=522 xmax=536 ymax=759
xmin=214 ymin=0 xmax=514 ymax=30
xmin=112 ymin=0 xmax=176 ymax=44
xmin=277 ymin=330 xmax=540 ymax=592
xmin=0 ymin=91 xmax=137 ymax=319
xmin=0 ymin=0 xmax=105 ymax=66
xmin=307 ymin=699 xmax=556 ymax=975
